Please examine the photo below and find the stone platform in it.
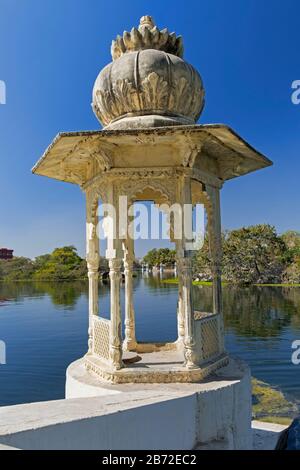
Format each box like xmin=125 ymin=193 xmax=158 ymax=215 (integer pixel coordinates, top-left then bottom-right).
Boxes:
xmin=84 ymin=347 xmax=229 ymax=384
xmin=66 ymin=356 xmax=252 ymax=449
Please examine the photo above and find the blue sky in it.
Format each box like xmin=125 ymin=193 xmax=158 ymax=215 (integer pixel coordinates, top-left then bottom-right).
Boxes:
xmin=0 ymin=0 xmax=299 ymax=258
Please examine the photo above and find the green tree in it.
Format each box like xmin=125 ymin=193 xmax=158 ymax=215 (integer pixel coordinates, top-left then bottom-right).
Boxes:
xmin=192 ymin=224 xmax=288 ymax=285
xmin=192 ymin=233 xmax=226 ymax=281
xmin=281 ymin=231 xmax=300 ymax=283
xmin=0 ymin=246 xmax=110 ymax=281
xmin=281 ymin=230 xmax=300 ymax=251
xmin=222 ymin=225 xmax=286 ymax=285
xmin=143 ymin=248 xmax=176 ymax=267
xmin=33 ymin=246 xmax=86 ymax=281
xmin=0 ymin=257 xmax=36 ymax=281
xmin=34 ymin=253 xmax=51 ymax=268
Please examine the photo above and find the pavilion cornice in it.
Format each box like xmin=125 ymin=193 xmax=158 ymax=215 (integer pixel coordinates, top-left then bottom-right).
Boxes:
xmin=32 ymin=124 xmax=272 ymax=188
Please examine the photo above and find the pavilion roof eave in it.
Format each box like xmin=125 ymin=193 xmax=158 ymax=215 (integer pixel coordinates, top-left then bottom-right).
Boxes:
xmin=31 ymin=124 xmax=273 ymax=186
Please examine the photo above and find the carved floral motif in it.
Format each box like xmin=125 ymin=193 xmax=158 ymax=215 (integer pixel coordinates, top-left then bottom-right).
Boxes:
xmin=111 ymin=16 xmax=184 ymax=60
xmin=140 ymin=72 xmax=169 ymax=110
xmin=93 ymin=72 xmax=203 ymax=127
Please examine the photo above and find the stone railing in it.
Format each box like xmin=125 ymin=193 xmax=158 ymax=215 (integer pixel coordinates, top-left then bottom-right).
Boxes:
xmin=93 ymin=316 xmax=110 ymax=363
xmin=194 ymin=312 xmax=223 ymax=364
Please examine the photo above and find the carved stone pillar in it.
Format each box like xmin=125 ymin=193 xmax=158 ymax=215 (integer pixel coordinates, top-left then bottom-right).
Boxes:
xmin=106 ymin=183 xmax=123 ymax=370
xmin=87 ymin=258 xmax=99 ymax=353
xmin=109 ymin=258 xmax=123 ymax=369
xmin=179 ymin=175 xmax=197 ymax=368
xmin=86 ymin=191 xmax=99 ymax=354
xmin=206 ymin=185 xmax=225 ymax=352
xmin=179 ymin=257 xmax=197 ymax=368
xmin=123 ymin=237 xmax=137 ymax=351
xmin=175 ymin=240 xmax=185 ymax=344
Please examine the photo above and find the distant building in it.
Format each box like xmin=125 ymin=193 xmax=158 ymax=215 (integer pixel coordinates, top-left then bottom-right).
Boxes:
xmin=0 ymin=248 xmax=13 ymax=260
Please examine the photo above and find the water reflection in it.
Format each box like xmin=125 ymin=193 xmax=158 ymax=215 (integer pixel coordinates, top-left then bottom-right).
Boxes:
xmin=0 ymin=280 xmax=299 ymax=337
xmin=0 ymin=278 xmax=299 ymax=406
xmin=142 ymin=275 xmax=178 ymax=291
xmin=192 ymin=284 xmax=300 ymax=338
xmin=223 ymin=287 xmax=298 ymax=338
xmin=0 ymin=281 xmax=87 ymax=309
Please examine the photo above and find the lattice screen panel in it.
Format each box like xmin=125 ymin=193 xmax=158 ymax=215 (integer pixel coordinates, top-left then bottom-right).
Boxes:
xmin=93 ymin=316 xmax=110 ymax=361
xmin=201 ymin=315 xmax=220 ymax=361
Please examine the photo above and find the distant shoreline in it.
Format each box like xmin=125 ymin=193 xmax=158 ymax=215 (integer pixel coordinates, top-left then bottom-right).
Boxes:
xmin=1 ymin=277 xmax=300 ymax=287
xmin=163 ymin=278 xmax=300 ymax=287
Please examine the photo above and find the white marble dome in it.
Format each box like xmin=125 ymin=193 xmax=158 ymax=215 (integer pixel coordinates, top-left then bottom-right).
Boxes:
xmin=92 ymin=16 xmax=205 ymax=129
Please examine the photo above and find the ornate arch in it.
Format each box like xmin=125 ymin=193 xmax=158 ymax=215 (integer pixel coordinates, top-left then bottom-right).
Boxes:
xmin=118 ymin=178 xmax=176 ymax=206
xmin=201 ymin=184 xmax=222 ymax=270
xmin=190 ymin=178 xmax=220 ymax=256
xmin=191 ymin=178 xmax=213 ymax=217
xmin=86 ymin=182 xmax=109 ymax=226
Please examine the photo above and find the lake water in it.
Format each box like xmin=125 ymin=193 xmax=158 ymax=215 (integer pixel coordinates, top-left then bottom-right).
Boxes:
xmin=0 ymin=276 xmax=299 ymax=409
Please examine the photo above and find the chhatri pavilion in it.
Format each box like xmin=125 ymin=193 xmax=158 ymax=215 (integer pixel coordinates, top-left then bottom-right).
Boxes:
xmin=33 ymin=16 xmax=272 ymax=385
